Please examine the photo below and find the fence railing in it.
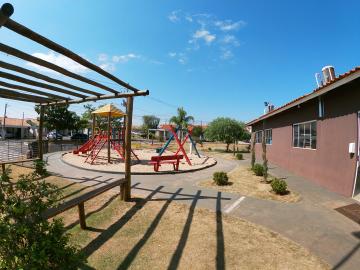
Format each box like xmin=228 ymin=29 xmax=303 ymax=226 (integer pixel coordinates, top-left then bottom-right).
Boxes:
xmin=0 ymin=139 xmax=86 ymax=163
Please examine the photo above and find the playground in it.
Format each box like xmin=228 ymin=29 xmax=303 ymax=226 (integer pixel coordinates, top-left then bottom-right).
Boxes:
xmin=65 ymin=109 xmax=216 ymax=173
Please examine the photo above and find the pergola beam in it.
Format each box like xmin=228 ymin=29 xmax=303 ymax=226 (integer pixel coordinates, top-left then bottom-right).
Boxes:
xmin=0 ymin=87 xmax=51 ymax=103
xmin=0 ymin=60 xmax=103 ymax=97
xmin=0 ymin=80 xmax=67 ymax=100
xmin=42 ymin=90 xmax=149 ymax=105
xmin=0 ymin=3 xmax=13 ymax=27
xmin=0 ymin=43 xmax=120 ymax=94
xmin=4 ymin=18 xmax=141 ymax=93
xmin=0 ymin=70 xmax=87 ymax=99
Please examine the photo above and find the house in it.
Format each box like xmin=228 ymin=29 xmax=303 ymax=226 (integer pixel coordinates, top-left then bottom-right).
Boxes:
xmin=247 ymin=66 xmax=360 ymax=198
xmin=0 ymin=117 xmax=39 ymax=139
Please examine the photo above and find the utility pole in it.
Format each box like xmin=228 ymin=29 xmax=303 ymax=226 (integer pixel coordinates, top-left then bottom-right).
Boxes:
xmin=2 ymin=103 xmax=8 ymax=139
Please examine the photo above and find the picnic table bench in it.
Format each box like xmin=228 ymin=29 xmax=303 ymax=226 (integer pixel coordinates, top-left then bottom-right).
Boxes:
xmin=44 ymin=178 xmax=126 ymax=229
xmin=149 ymin=155 xmax=183 ymax=172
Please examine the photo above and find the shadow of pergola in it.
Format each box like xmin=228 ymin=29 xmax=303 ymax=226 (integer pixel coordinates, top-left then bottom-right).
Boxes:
xmin=77 ymin=183 xmax=230 ymax=270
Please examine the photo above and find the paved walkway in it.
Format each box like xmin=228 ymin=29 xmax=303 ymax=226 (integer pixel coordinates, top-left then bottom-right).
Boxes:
xmin=46 ymin=152 xmax=360 ymax=270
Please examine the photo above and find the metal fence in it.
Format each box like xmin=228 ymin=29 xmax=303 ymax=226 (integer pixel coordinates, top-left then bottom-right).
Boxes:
xmin=0 ymin=139 xmax=85 ymax=162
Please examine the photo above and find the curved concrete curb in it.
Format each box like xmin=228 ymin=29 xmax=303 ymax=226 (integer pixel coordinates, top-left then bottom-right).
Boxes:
xmin=60 ymin=152 xmax=217 ymax=175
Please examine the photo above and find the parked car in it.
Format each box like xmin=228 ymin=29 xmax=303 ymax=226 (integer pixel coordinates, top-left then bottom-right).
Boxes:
xmin=47 ymin=132 xmax=63 ymax=140
xmin=71 ymin=133 xmax=88 ymax=141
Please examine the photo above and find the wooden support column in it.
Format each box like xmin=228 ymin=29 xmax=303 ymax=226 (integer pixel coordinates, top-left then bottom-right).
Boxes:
xmin=121 ymin=96 xmax=133 ymax=201
xmin=2 ymin=163 xmax=5 ymax=174
xmin=107 ymin=112 xmax=111 ymax=163
xmin=38 ymin=105 xmax=44 ymax=160
xmin=78 ymin=202 xmax=86 ymax=229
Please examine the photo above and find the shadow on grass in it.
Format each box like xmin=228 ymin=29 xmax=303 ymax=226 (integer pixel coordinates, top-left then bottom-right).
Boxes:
xmin=216 ymin=192 xmax=225 ymax=270
xmin=167 ymin=190 xmax=201 ymax=270
xmin=116 ymin=188 xmax=183 ymax=269
xmin=81 ymin=186 xmax=164 ymax=259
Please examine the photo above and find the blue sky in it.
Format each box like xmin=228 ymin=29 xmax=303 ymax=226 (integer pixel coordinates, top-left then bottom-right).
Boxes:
xmin=1 ymin=0 xmax=359 ymax=125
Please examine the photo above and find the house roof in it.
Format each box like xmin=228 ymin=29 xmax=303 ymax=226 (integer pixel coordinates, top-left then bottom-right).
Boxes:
xmin=0 ymin=117 xmax=38 ymax=127
xmin=247 ymin=66 xmax=360 ymax=126
xmin=92 ymin=104 xmax=126 ymax=118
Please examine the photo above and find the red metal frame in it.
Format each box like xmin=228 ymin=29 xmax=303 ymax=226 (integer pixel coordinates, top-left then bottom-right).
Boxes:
xmin=162 ymin=124 xmax=191 ymax=165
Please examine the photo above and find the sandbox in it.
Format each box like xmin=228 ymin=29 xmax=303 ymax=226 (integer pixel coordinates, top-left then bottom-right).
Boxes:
xmin=62 ymin=148 xmax=216 ymax=174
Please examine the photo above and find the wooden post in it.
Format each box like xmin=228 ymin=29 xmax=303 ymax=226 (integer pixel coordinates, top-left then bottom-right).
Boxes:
xmin=107 ymin=112 xmax=111 ymax=163
xmin=78 ymin=202 xmax=86 ymax=229
xmin=38 ymin=105 xmax=44 ymax=160
xmin=92 ymin=114 xmax=96 ymax=139
xmin=1 ymin=163 xmax=5 ymax=174
xmin=121 ymin=96 xmax=133 ymax=201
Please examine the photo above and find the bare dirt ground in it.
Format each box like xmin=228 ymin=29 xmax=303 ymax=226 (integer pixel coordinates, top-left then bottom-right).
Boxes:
xmin=4 ymin=165 xmax=327 ymax=269
xmin=199 ymin=165 xmax=301 ymax=203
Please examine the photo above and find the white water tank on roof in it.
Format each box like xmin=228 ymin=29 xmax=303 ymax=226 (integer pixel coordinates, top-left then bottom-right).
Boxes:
xmin=322 ymin=66 xmax=335 ymax=84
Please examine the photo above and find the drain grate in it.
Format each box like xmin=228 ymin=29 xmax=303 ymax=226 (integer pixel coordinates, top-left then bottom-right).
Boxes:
xmin=335 ymin=203 xmax=360 ymax=225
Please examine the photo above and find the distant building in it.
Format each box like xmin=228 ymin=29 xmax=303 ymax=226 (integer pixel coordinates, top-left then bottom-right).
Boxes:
xmin=0 ymin=117 xmax=40 ymax=139
xmin=247 ymin=66 xmax=360 ymax=198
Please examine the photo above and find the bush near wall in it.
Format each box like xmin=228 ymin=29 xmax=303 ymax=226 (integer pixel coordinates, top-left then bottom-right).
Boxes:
xmin=252 ymin=164 xmax=264 ymax=176
xmin=271 ymin=178 xmax=288 ymax=195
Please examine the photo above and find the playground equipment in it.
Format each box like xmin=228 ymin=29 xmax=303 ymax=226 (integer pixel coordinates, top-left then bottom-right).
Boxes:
xmin=73 ymin=104 xmax=139 ymax=164
xmin=156 ymin=124 xmax=200 ymax=166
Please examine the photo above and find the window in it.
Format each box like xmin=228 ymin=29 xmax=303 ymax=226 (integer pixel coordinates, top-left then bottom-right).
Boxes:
xmin=265 ymin=129 xmax=272 ymax=145
xmin=255 ymin=130 xmax=263 ymax=143
xmin=293 ymin=121 xmax=316 ymax=149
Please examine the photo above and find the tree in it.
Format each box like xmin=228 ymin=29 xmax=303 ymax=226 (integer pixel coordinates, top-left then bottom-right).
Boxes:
xmin=142 ymin=115 xmax=160 ymax=133
xmin=169 ymin=107 xmax=194 ymax=130
xmin=191 ymin=125 xmax=204 ymax=144
xmin=205 ymin=117 xmax=247 ymax=152
xmin=35 ymin=105 xmax=77 ymax=135
xmin=0 ymin=167 xmax=85 ymax=269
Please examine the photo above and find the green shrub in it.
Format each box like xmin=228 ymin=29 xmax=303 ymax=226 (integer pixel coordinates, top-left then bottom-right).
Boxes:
xmin=236 ymin=153 xmax=243 ymax=160
xmin=34 ymin=159 xmax=48 ymax=177
xmin=213 ymin=171 xmax=229 ymax=186
xmin=0 ymin=169 xmax=85 ymax=269
xmin=208 ymin=147 xmax=212 ymax=151
xmin=271 ymin=178 xmax=288 ymax=195
xmin=252 ymin=163 xmax=264 ymax=176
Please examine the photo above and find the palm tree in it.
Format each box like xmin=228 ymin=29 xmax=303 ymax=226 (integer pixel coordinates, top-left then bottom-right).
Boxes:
xmin=170 ymin=107 xmax=194 ymax=131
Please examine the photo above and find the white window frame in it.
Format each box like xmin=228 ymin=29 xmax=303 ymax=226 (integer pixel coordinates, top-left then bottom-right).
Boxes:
xmin=265 ymin=129 xmax=272 ymax=145
xmin=292 ymin=120 xmax=317 ymax=150
xmin=255 ymin=130 xmax=263 ymax=144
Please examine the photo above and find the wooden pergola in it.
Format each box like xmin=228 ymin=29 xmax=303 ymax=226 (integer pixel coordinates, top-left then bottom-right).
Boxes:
xmin=0 ymin=3 xmax=149 ymax=201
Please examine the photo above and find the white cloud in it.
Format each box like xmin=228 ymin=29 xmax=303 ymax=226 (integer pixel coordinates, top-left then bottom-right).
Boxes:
xmin=100 ymin=62 xmax=116 ymax=72
xmin=168 ymin=10 xmax=181 ymax=22
xmin=221 ymin=49 xmax=233 ymax=60
xmin=185 ymin=15 xmax=193 ymax=22
xmin=98 ymin=53 xmax=108 ymax=62
xmin=215 ymin=20 xmax=247 ymax=31
xmin=168 ymin=52 xmax=177 ymax=58
xmin=27 ymin=52 xmax=88 ymax=74
xmin=222 ymin=35 xmax=240 ymax=46
xmin=112 ymin=53 xmax=140 ymax=63
xmin=193 ymin=29 xmax=216 ymax=44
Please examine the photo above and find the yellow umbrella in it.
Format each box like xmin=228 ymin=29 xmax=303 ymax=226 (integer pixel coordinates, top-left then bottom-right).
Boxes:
xmin=92 ymin=104 xmax=126 ymax=117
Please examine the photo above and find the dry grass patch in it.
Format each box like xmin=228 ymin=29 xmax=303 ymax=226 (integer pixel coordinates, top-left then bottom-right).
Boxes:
xmin=60 ymin=192 xmax=327 ymax=270
xmin=3 ymin=164 xmax=325 ymax=269
xmin=199 ymin=166 xmax=301 ymax=203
